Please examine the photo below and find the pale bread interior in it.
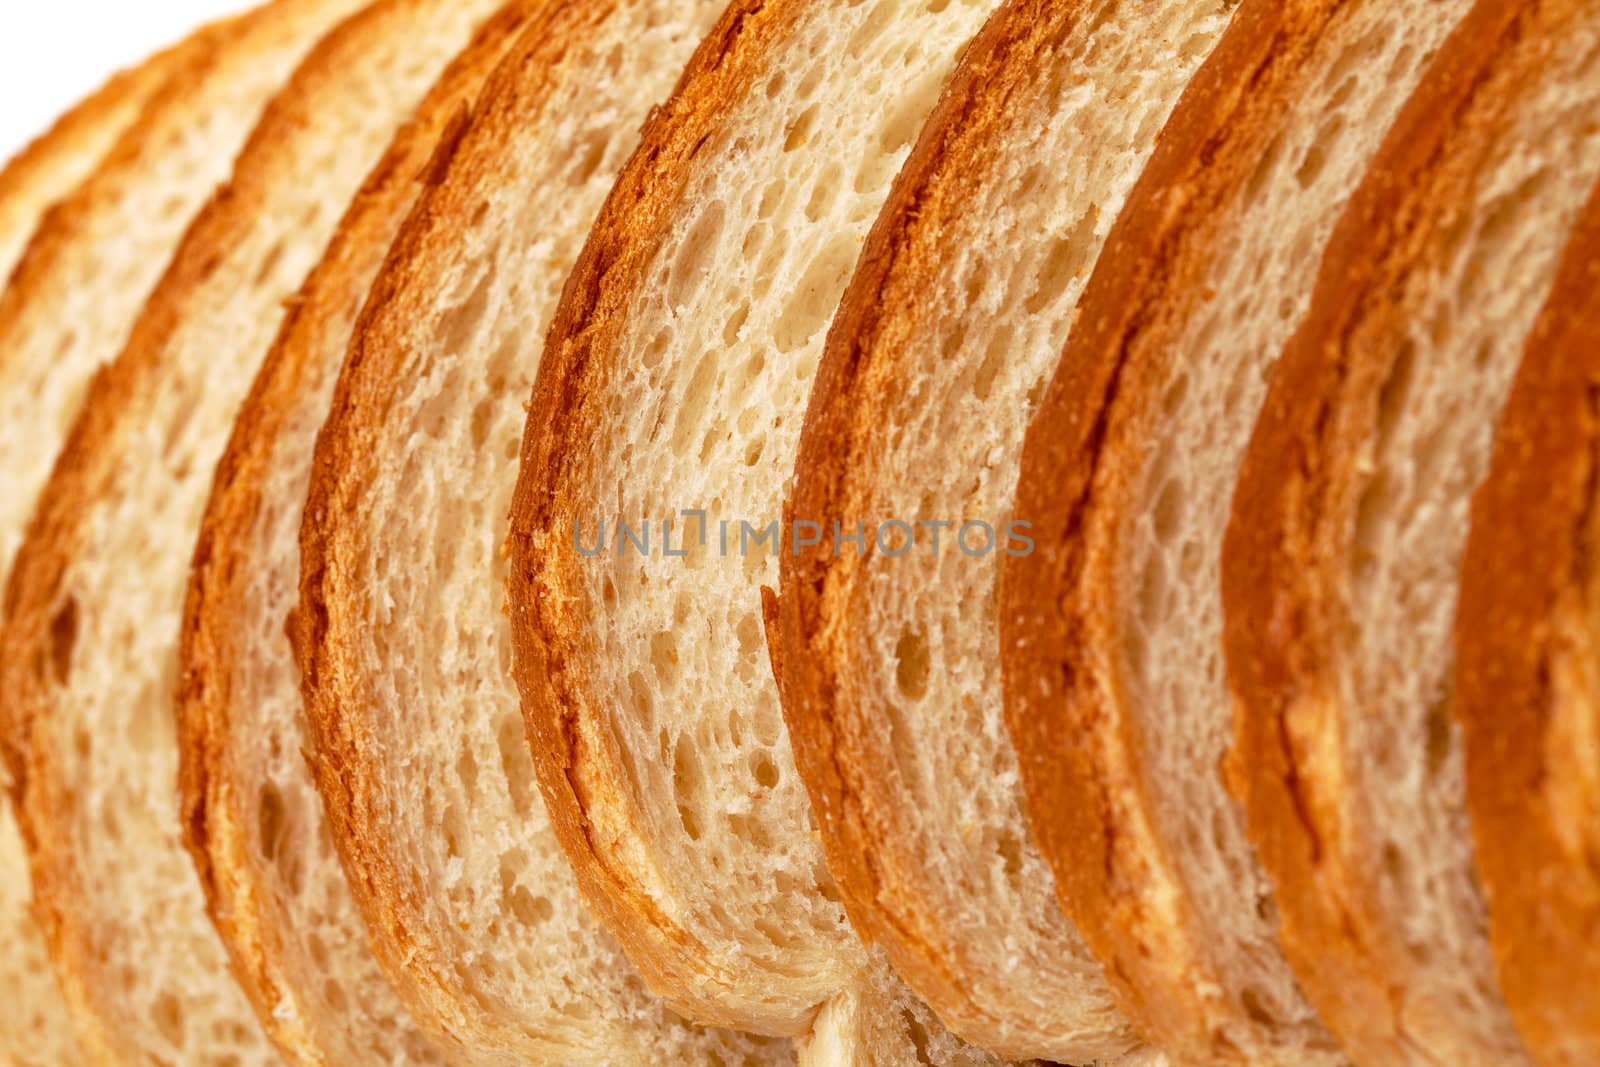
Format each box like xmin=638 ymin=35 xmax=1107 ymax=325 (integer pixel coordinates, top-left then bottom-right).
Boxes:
xmin=816 ymin=2 xmax=1233 ymax=1058
xmin=1325 ymin=14 xmax=1600 ymax=1055
xmin=2 ymin=0 xmax=489 ymax=1061
xmin=1110 ymin=0 xmax=1463 ymax=1045
xmin=180 ymin=3 xmax=521 ymax=1063
xmin=299 ymin=2 xmax=791 ymax=1062
xmin=555 ymin=0 xmax=1008 ymax=1026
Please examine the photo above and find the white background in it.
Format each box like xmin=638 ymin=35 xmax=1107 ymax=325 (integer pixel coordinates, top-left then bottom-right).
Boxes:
xmin=0 ymin=1 xmax=255 ymax=163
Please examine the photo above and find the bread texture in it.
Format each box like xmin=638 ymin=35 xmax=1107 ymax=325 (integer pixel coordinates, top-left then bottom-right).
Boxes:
xmin=505 ymin=0 xmax=1033 ymax=1045
xmin=0 ymin=0 xmax=514 ymax=1060
xmin=0 ymin=31 xmax=202 ymax=1067
xmin=1222 ymin=0 xmax=1600 ymax=1062
xmin=177 ymin=4 xmax=538 ymax=1065
xmin=775 ymin=0 xmax=1234 ymax=1058
xmin=1453 ymin=178 xmax=1600 ymax=1067
xmin=997 ymin=0 xmax=1487 ymax=1060
xmin=292 ymin=2 xmax=790 ymax=1062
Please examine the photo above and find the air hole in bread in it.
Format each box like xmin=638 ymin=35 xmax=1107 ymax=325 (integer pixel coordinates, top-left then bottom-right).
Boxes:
xmin=723 ymin=304 xmax=750 ymax=348
xmin=47 ymin=596 xmax=79 ymax=685
xmin=804 ymin=163 xmax=843 ymax=223
xmin=567 ymin=131 xmax=610 ymax=188
xmin=847 ymin=1 xmax=896 ymax=60
xmin=252 ymin=239 xmax=286 ymax=289
xmin=1376 ymin=341 xmax=1418 ymax=445
xmin=997 ymin=830 xmax=1023 ymax=879
xmin=894 ymin=628 xmax=931 ymax=701
xmin=433 ymin=268 xmax=492 ymax=356
xmin=901 ymin=1008 xmax=935 ymax=1066
xmin=153 ymin=991 xmax=184 ymax=1047
xmin=752 ymin=754 xmax=780 ymax=790
xmin=456 ymin=747 xmax=480 ymax=803
xmin=670 ymin=202 xmax=726 ymax=309
xmin=1239 ymin=985 xmax=1275 ymax=1025
xmin=495 ymin=714 xmax=535 ymax=818
xmin=972 ymin=327 xmax=1011 ymax=402
xmin=673 ymin=737 xmax=705 ymax=841
xmin=1424 ymin=696 xmax=1455 ymax=777
xmin=256 ymin=782 xmax=289 ymax=866
xmin=1153 ymin=477 xmax=1185 ymax=544
xmin=784 ymin=105 xmax=820 ymax=153
xmin=323 ymin=977 xmax=349 ymax=1015
xmin=650 ymin=631 xmax=680 ymax=688
xmin=775 ymin=235 xmax=859 ymax=352
xmin=509 ymin=885 xmax=554 ymax=927
xmin=1025 ymin=206 xmax=1100 ymax=315
xmin=764 ymin=70 xmax=786 ymax=99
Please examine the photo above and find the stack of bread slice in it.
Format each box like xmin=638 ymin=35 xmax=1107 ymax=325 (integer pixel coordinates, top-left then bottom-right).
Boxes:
xmin=0 ymin=0 xmax=1596 ymax=1062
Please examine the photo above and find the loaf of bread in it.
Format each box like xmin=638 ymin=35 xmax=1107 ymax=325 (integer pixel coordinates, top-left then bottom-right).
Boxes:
xmin=505 ymin=0 xmax=1034 ymax=1049
xmin=0 ymin=0 xmax=513 ymax=1059
xmin=1454 ymin=178 xmax=1600 ymax=1067
xmin=775 ymin=0 xmax=1234 ymax=1058
xmin=1223 ymin=1 xmax=1600 ymax=1062
xmin=293 ymin=1 xmax=791 ymax=1061
xmin=0 ymin=30 xmax=206 ymax=1067
xmin=177 ymin=4 xmax=540 ymax=1064
xmin=998 ymin=0 xmax=1485 ymax=1060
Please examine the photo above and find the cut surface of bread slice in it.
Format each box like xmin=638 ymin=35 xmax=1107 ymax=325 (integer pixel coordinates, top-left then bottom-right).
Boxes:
xmin=0 ymin=0 xmax=516 ymax=1060
xmin=997 ymin=0 xmax=1490 ymax=1061
xmin=178 ymin=4 xmax=539 ymax=1064
xmin=292 ymin=2 xmax=789 ymax=1062
xmin=506 ymin=0 xmax=1028 ymax=1041
xmin=0 ymin=32 xmax=202 ymax=1067
xmin=1454 ymin=179 xmax=1600 ymax=1067
xmin=1222 ymin=1 xmax=1600 ymax=1062
xmin=775 ymin=0 xmax=1234 ymax=1058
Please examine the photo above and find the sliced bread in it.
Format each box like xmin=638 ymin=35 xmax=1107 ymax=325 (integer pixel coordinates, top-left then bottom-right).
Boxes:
xmin=504 ymin=0 xmax=1029 ymax=1040
xmin=0 ymin=0 xmax=521 ymax=1060
xmin=1453 ymin=179 xmax=1600 ymax=1067
xmin=0 ymin=30 xmax=206 ymax=1067
xmin=1222 ymin=1 xmax=1600 ymax=1062
xmin=775 ymin=0 xmax=1235 ymax=1058
xmin=292 ymin=1 xmax=789 ymax=1061
xmin=177 ymin=5 xmax=542 ymax=1064
xmin=996 ymin=0 xmax=1489 ymax=1061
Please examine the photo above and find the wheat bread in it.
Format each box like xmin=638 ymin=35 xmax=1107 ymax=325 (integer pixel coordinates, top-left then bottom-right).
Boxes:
xmin=775 ymin=0 xmax=1237 ymax=1058
xmin=1221 ymin=1 xmax=1600 ymax=1062
xmin=0 ymin=0 xmax=528 ymax=1060
xmin=292 ymin=2 xmax=793 ymax=1062
xmin=503 ymin=0 xmax=1047 ymax=1044
xmin=994 ymin=0 xmax=1502 ymax=1061
xmin=176 ymin=5 xmax=545 ymax=1065
xmin=0 ymin=32 xmax=204 ymax=1067
xmin=1453 ymin=178 xmax=1600 ymax=1067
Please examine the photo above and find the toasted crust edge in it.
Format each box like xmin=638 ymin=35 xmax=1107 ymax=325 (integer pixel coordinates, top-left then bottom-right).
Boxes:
xmin=502 ymin=0 xmax=837 ymax=1036
xmin=1220 ymin=1 xmax=1563 ymax=1062
xmin=175 ymin=5 xmax=542 ymax=1063
xmin=774 ymin=1 xmax=1135 ymax=1058
xmin=996 ymin=2 xmax=1347 ymax=1060
xmin=1451 ymin=179 xmax=1600 ymax=1065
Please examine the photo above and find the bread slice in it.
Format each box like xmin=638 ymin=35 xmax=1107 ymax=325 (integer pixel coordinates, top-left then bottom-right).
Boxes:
xmin=0 ymin=0 xmax=528 ymax=1059
xmin=1221 ymin=1 xmax=1600 ymax=1061
xmin=0 ymin=32 xmax=203 ymax=1067
xmin=177 ymin=5 xmax=545 ymax=1064
xmin=505 ymin=0 xmax=1039 ymax=1046
xmin=291 ymin=2 xmax=791 ymax=1061
xmin=995 ymin=0 xmax=1499 ymax=1060
xmin=774 ymin=0 xmax=1234 ymax=1058
xmin=1453 ymin=179 xmax=1600 ymax=1067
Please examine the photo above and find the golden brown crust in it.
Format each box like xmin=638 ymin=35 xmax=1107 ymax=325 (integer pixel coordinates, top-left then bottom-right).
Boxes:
xmin=1221 ymin=0 xmax=1572 ymax=1061
xmin=0 ymin=1 xmax=411 ymax=1059
xmin=775 ymin=0 xmax=1130 ymax=1055
xmin=1452 ymin=180 xmax=1600 ymax=1066
xmin=502 ymin=0 xmax=827 ymax=1032
xmin=997 ymin=2 xmax=1354 ymax=1060
xmin=176 ymin=4 xmax=539 ymax=1063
